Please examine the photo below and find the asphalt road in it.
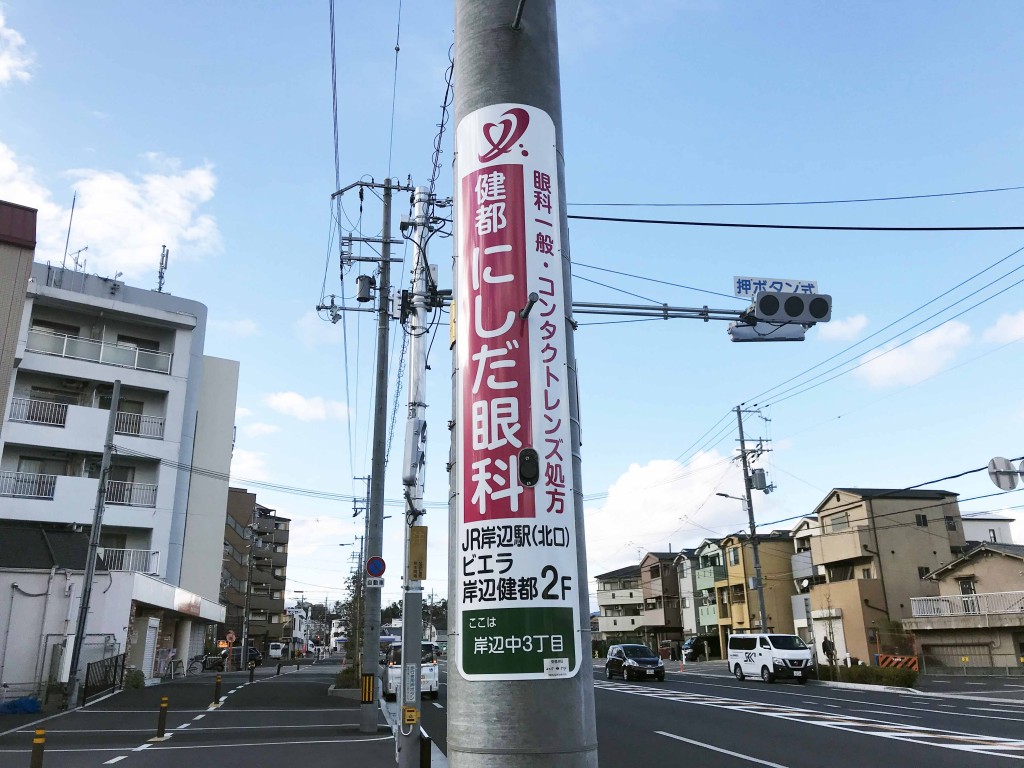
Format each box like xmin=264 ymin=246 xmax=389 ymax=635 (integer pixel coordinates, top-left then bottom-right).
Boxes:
xmin=4 ymin=658 xmax=1022 ymax=768
xmin=422 ymin=659 xmax=1024 ymax=767
xmin=0 ymin=660 xmax=394 ymax=768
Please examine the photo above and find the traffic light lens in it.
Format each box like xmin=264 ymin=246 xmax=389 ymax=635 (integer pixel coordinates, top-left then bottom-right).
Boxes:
xmin=784 ymin=296 xmax=804 ymax=318
xmin=809 ymin=297 xmax=829 ymax=319
xmin=758 ymin=295 xmax=780 ymax=315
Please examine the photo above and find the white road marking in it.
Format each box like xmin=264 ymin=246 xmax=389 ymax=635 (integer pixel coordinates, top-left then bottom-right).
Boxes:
xmin=193 ymin=714 xmax=205 ymax=720
xmin=850 ymin=710 xmax=920 ymax=719
xmin=103 ymin=758 xmax=127 ymax=765
xmin=969 ymin=707 xmax=1024 ymax=714
xmin=656 ymin=731 xmax=791 ymax=767
xmin=432 ymin=702 xmax=444 ymax=709
xmin=143 ymin=736 xmax=394 ymax=750
xmin=176 ymin=723 xmax=190 ymax=729
xmin=134 ymin=743 xmax=152 ymax=751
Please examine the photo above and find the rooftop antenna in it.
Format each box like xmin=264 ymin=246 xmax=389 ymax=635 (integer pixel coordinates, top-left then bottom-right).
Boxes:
xmin=157 ymin=245 xmax=169 ymax=292
xmin=72 ymin=248 xmax=87 ymax=272
xmin=59 ymin=191 xmax=78 ymax=287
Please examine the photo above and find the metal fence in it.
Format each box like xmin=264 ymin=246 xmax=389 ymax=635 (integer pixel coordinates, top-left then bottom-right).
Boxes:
xmin=8 ymin=397 xmax=69 ymax=426
xmin=115 ymin=411 xmax=165 ymax=439
xmin=911 ymin=591 xmax=1024 ymax=617
xmin=82 ymin=653 xmax=127 ymax=704
xmin=100 ymin=547 xmax=160 ymax=573
xmin=106 ymin=480 xmax=158 ymax=507
xmin=27 ymin=329 xmax=172 ymax=374
xmin=0 ymin=470 xmax=57 ymax=499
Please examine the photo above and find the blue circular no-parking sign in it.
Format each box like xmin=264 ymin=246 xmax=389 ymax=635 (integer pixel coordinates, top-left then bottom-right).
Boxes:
xmin=366 ymin=556 xmax=386 ymax=577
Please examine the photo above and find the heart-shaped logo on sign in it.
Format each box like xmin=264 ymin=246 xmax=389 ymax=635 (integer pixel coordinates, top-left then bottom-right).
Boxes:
xmin=479 ymin=108 xmax=530 ymax=163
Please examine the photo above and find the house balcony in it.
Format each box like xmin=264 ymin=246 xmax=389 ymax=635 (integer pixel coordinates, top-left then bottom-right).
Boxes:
xmin=106 ymin=480 xmax=157 ymax=507
xmin=26 ymin=329 xmax=172 ymax=374
xmin=812 ymin=525 xmax=874 ymax=566
xmin=7 ymin=398 xmax=165 ymax=441
xmin=249 ymin=594 xmax=283 ymax=612
xmin=906 ymin=591 xmax=1024 ymax=631
xmin=0 ymin=472 xmax=156 ymax=508
xmin=598 ymin=615 xmax=642 ymax=634
xmin=695 ymin=565 xmax=726 ymax=591
xmin=698 ymin=603 xmax=719 ymax=626
xmin=596 ymin=588 xmax=641 ymax=607
xmin=100 ymin=547 xmax=160 ymax=574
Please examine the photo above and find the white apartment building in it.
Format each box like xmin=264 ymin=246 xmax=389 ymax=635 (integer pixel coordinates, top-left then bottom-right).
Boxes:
xmin=0 ymin=238 xmax=238 ymax=696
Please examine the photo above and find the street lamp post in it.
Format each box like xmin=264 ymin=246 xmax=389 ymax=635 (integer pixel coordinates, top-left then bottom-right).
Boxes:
xmin=717 ymin=492 xmax=769 ymax=631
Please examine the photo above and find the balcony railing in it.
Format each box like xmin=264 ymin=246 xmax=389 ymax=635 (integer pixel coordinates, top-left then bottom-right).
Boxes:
xmin=27 ymin=329 xmax=172 ymax=374
xmin=100 ymin=548 xmax=160 ymax=574
xmin=695 ymin=565 xmax=726 ymax=590
xmin=106 ymin=480 xmax=158 ymax=507
xmin=8 ymin=397 xmax=69 ymax=427
xmin=911 ymin=591 xmax=1024 ymax=617
xmin=0 ymin=471 xmax=57 ymax=499
xmin=115 ymin=411 xmax=165 ymax=439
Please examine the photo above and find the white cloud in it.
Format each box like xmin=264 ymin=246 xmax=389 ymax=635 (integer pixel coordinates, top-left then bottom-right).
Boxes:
xmin=982 ymin=311 xmax=1024 ymax=345
xmin=817 ymin=314 xmax=868 ymax=342
xmin=229 ymin=448 xmax=269 ymax=482
xmin=294 ymin=310 xmax=344 ymax=349
xmin=853 ymin=322 xmax=971 ymax=389
xmin=0 ymin=142 xmax=220 ymax=280
xmin=210 ymin=318 xmax=259 ymax=338
xmin=0 ymin=11 xmax=32 ymax=85
xmin=242 ymin=422 xmax=280 ymax=438
xmin=584 ymin=453 xmax=756 ymax=580
xmin=235 ymin=406 xmax=252 ymax=419
xmin=263 ymin=391 xmax=349 ymax=422
xmin=283 ymin=513 xmax=356 ymax=558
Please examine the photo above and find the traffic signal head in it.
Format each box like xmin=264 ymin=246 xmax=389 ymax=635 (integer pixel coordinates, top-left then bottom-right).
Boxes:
xmin=752 ymin=292 xmax=831 ymax=324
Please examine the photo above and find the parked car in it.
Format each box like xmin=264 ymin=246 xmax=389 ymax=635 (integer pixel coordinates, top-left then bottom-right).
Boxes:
xmin=727 ymin=633 xmax=814 ymax=684
xmin=682 ymin=634 xmax=720 ymax=662
xmin=604 ymin=644 xmax=665 ymax=681
xmin=268 ymin=642 xmax=285 ymax=659
xmin=221 ymin=646 xmax=263 ymax=668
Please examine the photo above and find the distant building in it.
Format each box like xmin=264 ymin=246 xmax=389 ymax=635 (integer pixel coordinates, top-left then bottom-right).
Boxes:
xmin=903 ymin=542 xmax=1024 ymax=670
xmin=0 ymin=235 xmax=237 ymax=692
xmin=594 ymin=565 xmax=643 ymax=645
xmin=637 ymin=551 xmax=683 ymax=650
xmin=961 ymin=516 xmax=1015 ymax=546
xmin=808 ymin=488 xmax=966 ymax=664
xmin=221 ymin=488 xmax=289 ymax=653
xmin=672 ymin=548 xmax=699 ymax=638
xmin=692 ymin=539 xmax=725 ymax=636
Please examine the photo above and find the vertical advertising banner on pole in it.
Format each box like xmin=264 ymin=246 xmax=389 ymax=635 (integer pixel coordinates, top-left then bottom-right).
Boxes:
xmin=455 ymin=104 xmax=579 ymax=680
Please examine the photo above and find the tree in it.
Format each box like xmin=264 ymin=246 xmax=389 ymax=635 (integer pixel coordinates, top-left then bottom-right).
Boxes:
xmin=382 ymin=601 xmax=403 ymax=623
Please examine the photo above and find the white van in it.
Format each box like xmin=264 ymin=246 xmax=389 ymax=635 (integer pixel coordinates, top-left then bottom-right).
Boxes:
xmin=727 ymin=633 xmax=815 ymax=684
xmin=268 ymin=642 xmax=285 ymax=659
xmin=383 ymin=641 xmax=440 ymax=701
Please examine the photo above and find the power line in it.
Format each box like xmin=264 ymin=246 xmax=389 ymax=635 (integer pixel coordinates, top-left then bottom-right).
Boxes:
xmin=386 ymin=0 xmax=403 ymax=179
xmin=574 ymin=262 xmax=743 ymax=303
xmin=568 ymin=213 xmax=1024 ymax=232
xmin=568 ymin=184 xmax=1024 ymax=208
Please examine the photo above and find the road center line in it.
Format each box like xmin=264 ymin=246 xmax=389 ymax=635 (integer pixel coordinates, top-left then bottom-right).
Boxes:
xmin=656 ymin=731 xmax=791 ymax=767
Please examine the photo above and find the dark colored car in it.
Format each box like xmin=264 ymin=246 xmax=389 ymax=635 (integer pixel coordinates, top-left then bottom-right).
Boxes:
xmin=605 ymin=644 xmax=664 ymax=681
xmin=682 ymin=634 xmax=720 ymax=662
xmin=221 ymin=646 xmax=263 ymax=668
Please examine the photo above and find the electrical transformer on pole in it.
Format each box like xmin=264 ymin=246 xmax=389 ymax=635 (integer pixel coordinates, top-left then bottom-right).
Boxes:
xmin=449 ymin=1 xmax=598 ymax=765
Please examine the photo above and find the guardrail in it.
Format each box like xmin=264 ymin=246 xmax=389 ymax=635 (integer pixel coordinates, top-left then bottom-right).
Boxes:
xmin=0 ymin=471 xmax=57 ymax=499
xmin=8 ymin=397 xmax=69 ymax=427
xmin=911 ymin=591 xmax=1024 ymax=617
xmin=27 ymin=329 xmax=172 ymax=374
xmin=106 ymin=480 xmax=158 ymax=507
xmin=115 ymin=411 xmax=165 ymax=439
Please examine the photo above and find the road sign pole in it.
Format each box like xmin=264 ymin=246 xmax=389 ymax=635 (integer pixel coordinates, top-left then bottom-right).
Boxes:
xmin=450 ymin=2 xmax=597 ymax=766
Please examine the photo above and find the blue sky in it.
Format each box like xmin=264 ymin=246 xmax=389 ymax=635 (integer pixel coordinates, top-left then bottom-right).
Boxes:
xmin=2 ymin=1 xmax=1023 ymax=611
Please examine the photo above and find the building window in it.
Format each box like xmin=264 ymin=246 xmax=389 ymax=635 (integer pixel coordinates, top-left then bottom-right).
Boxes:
xmin=650 ymin=564 xmax=661 ymax=579
xmin=989 ymin=529 xmax=998 ymax=543
xmin=917 ymin=566 xmax=930 ymax=579
xmin=728 ymin=547 xmax=740 ymax=566
xmin=944 ymin=516 xmax=957 ymax=531
xmin=915 ymin=514 xmax=928 ymax=527
xmin=680 ymin=597 xmax=689 ymax=609
xmin=826 ymin=513 xmax=849 ymax=533
xmin=861 ymin=568 xmax=872 ymax=579
xmin=32 ymin=319 xmax=80 ymax=337
xmin=116 ymin=334 xmax=160 ymax=352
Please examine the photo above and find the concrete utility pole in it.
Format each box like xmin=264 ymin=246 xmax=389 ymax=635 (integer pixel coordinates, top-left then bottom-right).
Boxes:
xmin=735 ymin=406 xmax=769 ymax=632
xmin=450 ymin=2 xmax=597 ymax=766
xmin=361 ymin=178 xmax=394 ymax=733
xmin=397 ymin=187 xmax=431 ymax=767
xmin=67 ymin=379 xmax=120 ymax=706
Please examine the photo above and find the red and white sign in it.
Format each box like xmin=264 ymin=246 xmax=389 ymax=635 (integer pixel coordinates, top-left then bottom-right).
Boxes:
xmin=225 ymin=630 xmax=236 ymax=644
xmin=455 ymin=103 xmax=580 ymax=680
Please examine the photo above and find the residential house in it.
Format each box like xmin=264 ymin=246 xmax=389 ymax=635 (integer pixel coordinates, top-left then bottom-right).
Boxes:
xmin=809 ymin=488 xmax=966 ymax=665
xmin=673 ymin=548 xmax=698 ymax=639
xmin=0 ymin=241 xmax=237 ymax=692
xmin=714 ymin=530 xmax=796 ymax=652
xmin=962 ymin=516 xmax=1016 ymax=547
xmin=790 ymin=517 xmax=824 ymax=650
xmin=636 ymin=552 xmax=683 ymax=651
xmin=903 ymin=542 xmax=1024 ymax=670
xmin=693 ymin=539 xmax=725 ymax=637
xmin=594 ymin=565 xmax=643 ymax=646
xmin=221 ymin=488 xmax=290 ymax=654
